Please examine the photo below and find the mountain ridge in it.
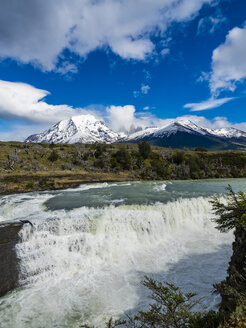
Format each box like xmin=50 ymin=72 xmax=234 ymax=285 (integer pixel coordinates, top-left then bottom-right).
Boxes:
xmin=25 ymin=114 xmax=246 ymax=150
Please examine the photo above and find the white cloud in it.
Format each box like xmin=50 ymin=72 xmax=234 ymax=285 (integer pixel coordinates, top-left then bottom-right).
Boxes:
xmin=141 ymin=84 xmax=151 ymax=95
xmin=161 ymin=114 xmax=246 ymax=132
xmin=55 ymin=62 xmax=79 ymax=75
xmin=233 ymin=122 xmax=246 ymax=132
xmin=1 ymin=94 xmax=246 ymax=141
xmin=175 ymin=115 xmax=232 ymax=130
xmin=0 ymin=0 xmax=214 ymax=71
xmin=0 ymin=80 xmax=99 ymax=123
xmin=160 ymin=48 xmax=170 ymax=57
xmin=209 ymin=24 xmax=246 ymax=94
xmin=184 ymin=97 xmax=235 ymax=111
xmin=143 ymin=70 xmax=151 ymax=81
xmin=107 ymin=105 xmax=136 ymax=133
xmin=197 ymin=14 xmax=226 ymax=35
xmin=134 ymin=84 xmax=151 ymax=97
xmin=107 ymin=105 xmax=246 ymax=135
xmin=106 ymin=104 xmax=167 ymax=134
xmin=0 ymin=123 xmax=49 ymax=142
xmin=133 ymin=91 xmax=140 ymax=98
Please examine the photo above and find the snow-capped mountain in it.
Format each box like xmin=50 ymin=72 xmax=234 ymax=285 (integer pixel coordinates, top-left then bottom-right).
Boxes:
xmin=124 ymin=119 xmax=246 ymax=141
xmin=25 ymin=114 xmax=120 ymax=144
xmin=207 ymin=127 xmax=246 ymax=139
xmin=25 ymin=115 xmax=246 ymax=150
xmin=122 ymin=119 xmax=246 ymax=150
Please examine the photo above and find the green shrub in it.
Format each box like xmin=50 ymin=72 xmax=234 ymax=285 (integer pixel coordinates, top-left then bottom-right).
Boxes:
xmin=190 ymin=311 xmax=221 ymax=328
xmin=138 ymin=141 xmax=151 ymax=159
xmin=210 ymin=185 xmax=246 ymax=232
xmin=172 ymin=151 xmax=184 ymax=165
xmin=48 ymin=150 xmax=59 ymax=162
xmin=94 ymin=158 xmax=105 ymax=169
xmin=151 ymin=158 xmax=167 ymax=178
xmin=25 ymin=182 xmax=34 ymax=189
xmin=194 ymin=147 xmax=208 ymax=152
xmin=94 ymin=143 xmax=107 ymax=158
xmin=110 ymin=156 xmax=119 ymax=169
xmin=113 ymin=148 xmax=131 ymax=170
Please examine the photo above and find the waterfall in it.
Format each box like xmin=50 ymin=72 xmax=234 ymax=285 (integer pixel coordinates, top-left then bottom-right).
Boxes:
xmin=0 ymin=196 xmax=233 ymax=328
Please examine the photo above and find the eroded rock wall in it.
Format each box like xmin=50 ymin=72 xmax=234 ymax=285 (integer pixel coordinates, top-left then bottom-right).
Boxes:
xmin=0 ymin=221 xmax=24 ymax=297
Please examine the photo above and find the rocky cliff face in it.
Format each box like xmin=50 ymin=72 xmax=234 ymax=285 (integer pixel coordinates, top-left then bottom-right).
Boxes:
xmin=216 ymin=226 xmax=246 ymax=317
xmin=0 ymin=221 xmax=24 ymax=297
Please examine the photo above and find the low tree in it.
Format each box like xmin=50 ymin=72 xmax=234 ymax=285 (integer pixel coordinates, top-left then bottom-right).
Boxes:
xmin=210 ymin=185 xmax=246 ymax=232
xmin=134 ymin=277 xmax=198 ymax=328
xmin=113 ymin=148 xmax=131 ymax=170
xmin=172 ymin=152 xmax=184 ymax=165
xmin=48 ymin=149 xmax=59 ymax=162
xmin=138 ymin=141 xmax=151 ymax=159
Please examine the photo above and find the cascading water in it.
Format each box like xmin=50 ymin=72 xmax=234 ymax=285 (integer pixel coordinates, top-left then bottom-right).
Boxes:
xmin=0 ymin=179 xmax=244 ymax=328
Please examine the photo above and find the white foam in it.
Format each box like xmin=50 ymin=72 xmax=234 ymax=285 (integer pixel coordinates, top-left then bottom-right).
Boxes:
xmin=0 ymin=196 xmax=233 ymax=328
xmin=153 ymin=183 xmax=167 ymax=191
xmin=0 ymin=193 xmax=53 ymax=222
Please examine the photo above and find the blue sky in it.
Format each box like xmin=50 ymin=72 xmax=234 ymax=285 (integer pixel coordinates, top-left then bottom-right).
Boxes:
xmin=0 ymin=0 xmax=246 ymax=140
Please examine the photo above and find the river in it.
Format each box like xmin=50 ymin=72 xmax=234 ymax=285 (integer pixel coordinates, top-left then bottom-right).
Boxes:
xmin=0 ymin=178 xmax=246 ymax=327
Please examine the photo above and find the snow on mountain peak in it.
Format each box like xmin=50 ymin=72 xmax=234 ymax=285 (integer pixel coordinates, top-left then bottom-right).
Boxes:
xmin=211 ymin=127 xmax=246 ymax=138
xmin=25 ymin=114 xmax=119 ymax=144
xmin=124 ymin=118 xmax=246 ymax=142
xmin=25 ymin=113 xmax=246 ymax=145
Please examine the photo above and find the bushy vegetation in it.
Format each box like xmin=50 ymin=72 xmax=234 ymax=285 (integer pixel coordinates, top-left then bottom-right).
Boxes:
xmin=211 ymin=185 xmax=246 ymax=232
xmin=211 ymin=187 xmax=246 ymax=321
xmin=1 ymin=141 xmax=246 ymax=193
xmin=138 ymin=141 xmax=151 ymax=159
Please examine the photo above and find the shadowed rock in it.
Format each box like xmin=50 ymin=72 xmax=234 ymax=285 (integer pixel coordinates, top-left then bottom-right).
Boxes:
xmin=0 ymin=221 xmax=24 ymax=297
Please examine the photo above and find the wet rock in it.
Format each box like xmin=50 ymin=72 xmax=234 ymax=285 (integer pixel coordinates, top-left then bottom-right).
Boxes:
xmin=0 ymin=221 xmax=24 ymax=297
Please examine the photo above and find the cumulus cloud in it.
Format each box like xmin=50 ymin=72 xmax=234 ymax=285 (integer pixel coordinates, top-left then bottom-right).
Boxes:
xmin=0 ymin=0 xmax=214 ymax=71
xmin=0 ymin=80 xmax=98 ymax=123
xmin=184 ymin=97 xmax=235 ymax=111
xmin=107 ymin=105 xmax=136 ymax=133
xmin=106 ymin=105 xmax=167 ymax=134
xmin=187 ymin=24 xmax=246 ymax=111
xmin=1 ymin=93 xmax=246 ymax=141
xmin=209 ymin=24 xmax=246 ymax=94
xmin=107 ymin=105 xmax=246 ymax=135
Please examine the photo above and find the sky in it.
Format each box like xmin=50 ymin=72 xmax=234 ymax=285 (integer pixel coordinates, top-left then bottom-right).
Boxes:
xmin=0 ymin=0 xmax=246 ymax=140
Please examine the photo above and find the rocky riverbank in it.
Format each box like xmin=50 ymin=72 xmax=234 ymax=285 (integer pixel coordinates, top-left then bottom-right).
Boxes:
xmin=0 ymin=170 xmax=133 ymax=195
xmin=0 ymin=221 xmax=25 ymax=297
